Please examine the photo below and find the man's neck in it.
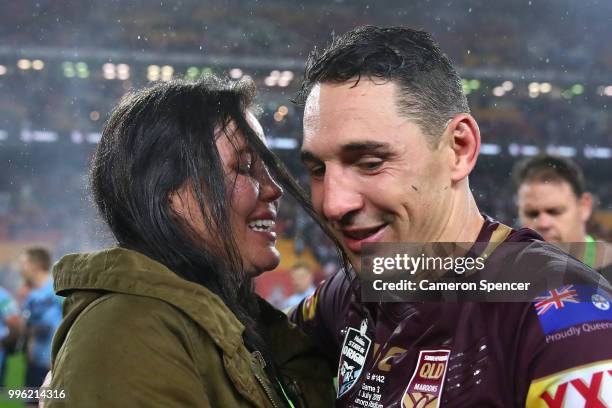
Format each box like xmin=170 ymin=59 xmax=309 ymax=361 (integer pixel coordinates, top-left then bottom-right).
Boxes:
xmin=435 ymin=188 xmax=484 ymax=243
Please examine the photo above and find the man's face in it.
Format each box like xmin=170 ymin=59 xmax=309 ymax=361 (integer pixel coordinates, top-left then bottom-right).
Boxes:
xmin=290 ymin=266 xmax=314 ymax=293
xmin=19 ymin=254 xmax=35 ymax=286
xmin=517 ymin=180 xmax=591 ymax=243
xmin=301 ymin=79 xmax=453 ymax=272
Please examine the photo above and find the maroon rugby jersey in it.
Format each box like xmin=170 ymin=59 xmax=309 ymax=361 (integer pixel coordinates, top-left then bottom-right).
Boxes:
xmin=290 ymin=218 xmax=612 ymax=407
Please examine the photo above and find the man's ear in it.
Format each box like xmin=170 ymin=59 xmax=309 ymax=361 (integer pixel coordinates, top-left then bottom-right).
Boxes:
xmin=578 ymin=192 xmax=593 ymax=223
xmin=443 ymin=114 xmax=481 ymax=182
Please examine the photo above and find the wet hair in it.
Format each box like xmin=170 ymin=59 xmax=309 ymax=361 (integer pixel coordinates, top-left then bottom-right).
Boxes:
xmin=24 ymin=246 xmax=52 ymax=271
xmin=512 ymin=154 xmax=586 ymax=197
xmin=91 ymin=76 xmax=343 ymax=404
xmin=294 ymin=25 xmax=469 ymax=140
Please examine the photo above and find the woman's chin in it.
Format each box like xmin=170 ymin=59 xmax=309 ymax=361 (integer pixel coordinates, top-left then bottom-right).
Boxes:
xmin=245 ymin=249 xmax=281 ymax=277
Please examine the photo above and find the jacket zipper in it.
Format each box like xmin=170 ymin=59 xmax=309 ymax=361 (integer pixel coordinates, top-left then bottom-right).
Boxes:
xmin=254 ymin=372 xmax=279 ymax=408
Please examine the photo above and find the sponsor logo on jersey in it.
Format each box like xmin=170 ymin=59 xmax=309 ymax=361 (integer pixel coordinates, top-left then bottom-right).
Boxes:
xmin=401 ymin=349 xmax=450 ymax=408
xmin=337 ymin=320 xmax=371 ymax=398
xmin=526 ymin=360 xmax=612 ymax=407
xmin=533 ymin=285 xmax=612 ymax=335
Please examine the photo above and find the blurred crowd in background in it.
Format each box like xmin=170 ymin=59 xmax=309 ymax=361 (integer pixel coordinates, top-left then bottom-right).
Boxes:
xmin=0 ymin=2 xmax=611 ymax=395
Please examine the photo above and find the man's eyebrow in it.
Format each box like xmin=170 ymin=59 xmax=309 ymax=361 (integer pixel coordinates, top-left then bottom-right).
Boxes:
xmin=340 ymin=141 xmax=392 ymax=153
xmin=300 ymin=150 xmax=319 ymax=164
xmin=301 ymin=141 xmax=393 ymax=164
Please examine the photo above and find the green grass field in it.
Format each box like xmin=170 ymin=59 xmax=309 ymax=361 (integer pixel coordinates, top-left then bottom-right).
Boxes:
xmin=1 ymin=353 xmax=26 ymax=408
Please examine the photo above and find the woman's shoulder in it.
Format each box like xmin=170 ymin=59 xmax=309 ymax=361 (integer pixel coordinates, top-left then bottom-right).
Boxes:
xmin=65 ymin=291 xmax=200 ymax=344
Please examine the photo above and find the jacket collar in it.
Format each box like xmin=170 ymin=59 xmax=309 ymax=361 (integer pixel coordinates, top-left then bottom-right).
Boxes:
xmin=53 ymin=247 xmax=245 ymax=355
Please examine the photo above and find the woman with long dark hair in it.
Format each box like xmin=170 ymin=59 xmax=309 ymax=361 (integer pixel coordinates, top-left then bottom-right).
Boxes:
xmin=46 ymin=76 xmax=338 ymax=407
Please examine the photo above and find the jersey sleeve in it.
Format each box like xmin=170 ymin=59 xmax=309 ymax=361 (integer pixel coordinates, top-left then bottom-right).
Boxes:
xmin=518 ymin=284 xmax=612 ymax=407
xmin=288 ymin=269 xmax=353 ymax=364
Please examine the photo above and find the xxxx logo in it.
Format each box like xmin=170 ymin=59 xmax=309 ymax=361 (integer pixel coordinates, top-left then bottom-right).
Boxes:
xmin=527 ymin=360 xmax=612 ymax=408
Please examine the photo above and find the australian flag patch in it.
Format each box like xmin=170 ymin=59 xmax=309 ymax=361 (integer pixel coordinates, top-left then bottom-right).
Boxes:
xmin=533 ymin=284 xmax=612 ymax=335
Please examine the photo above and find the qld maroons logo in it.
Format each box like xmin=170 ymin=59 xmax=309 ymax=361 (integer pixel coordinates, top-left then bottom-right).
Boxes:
xmin=401 ymin=349 xmax=451 ymax=408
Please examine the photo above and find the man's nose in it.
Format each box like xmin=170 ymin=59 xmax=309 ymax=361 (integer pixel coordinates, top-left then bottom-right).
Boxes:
xmin=321 ymin=166 xmax=364 ymax=223
xmin=535 ymin=213 xmax=554 ymax=230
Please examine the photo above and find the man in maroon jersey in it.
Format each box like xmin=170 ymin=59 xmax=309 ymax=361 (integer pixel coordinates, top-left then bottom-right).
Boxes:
xmin=291 ymin=26 xmax=612 ymax=407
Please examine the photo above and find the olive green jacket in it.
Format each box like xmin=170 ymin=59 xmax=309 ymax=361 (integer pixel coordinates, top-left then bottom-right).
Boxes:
xmin=47 ymin=247 xmax=334 ymax=407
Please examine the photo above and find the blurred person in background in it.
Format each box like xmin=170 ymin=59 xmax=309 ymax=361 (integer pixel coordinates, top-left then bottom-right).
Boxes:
xmin=0 ymin=285 xmax=22 ymax=385
xmin=19 ymin=246 xmax=62 ymax=406
xmin=290 ymin=25 xmax=612 ymax=407
xmin=47 ymin=76 xmax=337 ymax=407
xmin=514 ymin=154 xmax=612 ymax=278
xmin=282 ymin=262 xmax=316 ymax=312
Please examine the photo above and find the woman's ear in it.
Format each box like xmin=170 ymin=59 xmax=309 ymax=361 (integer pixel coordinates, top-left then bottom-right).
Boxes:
xmin=168 ymin=186 xmax=189 ymax=217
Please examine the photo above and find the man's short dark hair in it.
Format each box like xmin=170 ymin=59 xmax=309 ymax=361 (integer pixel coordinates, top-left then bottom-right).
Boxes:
xmin=24 ymin=246 xmax=52 ymax=271
xmin=294 ymin=25 xmax=469 ymax=140
xmin=512 ymin=155 xmax=586 ymax=197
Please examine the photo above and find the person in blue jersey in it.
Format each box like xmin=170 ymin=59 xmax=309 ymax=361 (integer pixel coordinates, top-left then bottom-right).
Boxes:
xmin=282 ymin=262 xmax=316 ymax=312
xmin=0 ymin=285 xmax=22 ymax=384
xmin=19 ymin=246 xmax=62 ymax=404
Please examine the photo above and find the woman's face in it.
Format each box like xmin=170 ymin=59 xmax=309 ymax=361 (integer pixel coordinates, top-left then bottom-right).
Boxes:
xmin=170 ymin=113 xmax=283 ymax=277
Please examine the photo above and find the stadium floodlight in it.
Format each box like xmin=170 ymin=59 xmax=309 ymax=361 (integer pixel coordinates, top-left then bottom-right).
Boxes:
xmin=492 ymin=86 xmax=505 ymax=97
xmin=62 ymin=62 xmax=75 ymax=78
xmin=539 ymin=82 xmax=552 ymax=93
xmin=117 ymin=64 xmax=130 ymax=80
xmin=147 ymin=65 xmax=160 ymax=81
xmin=75 ymin=62 xmax=89 ymax=78
xmin=186 ymin=66 xmax=199 ymax=79
xmin=547 ymin=145 xmax=576 ymax=157
xmin=17 ymin=59 xmax=31 ymax=70
xmin=480 ymin=144 xmax=501 ymax=155
xmin=571 ymin=84 xmax=584 ymax=95
xmin=229 ymin=68 xmax=243 ymax=79
xmin=522 ymin=145 xmax=540 ymax=156
xmin=0 ymin=65 xmax=6 ymax=75
xmin=264 ymin=76 xmax=277 ymax=87
xmin=103 ymin=63 xmax=116 ymax=80
xmin=266 ymin=137 xmax=298 ymax=150
xmin=584 ymin=146 xmax=612 ymax=159
xmin=161 ymin=65 xmax=174 ymax=81
xmin=461 ymin=79 xmax=472 ymax=95
xmin=32 ymin=60 xmax=44 ymax=70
